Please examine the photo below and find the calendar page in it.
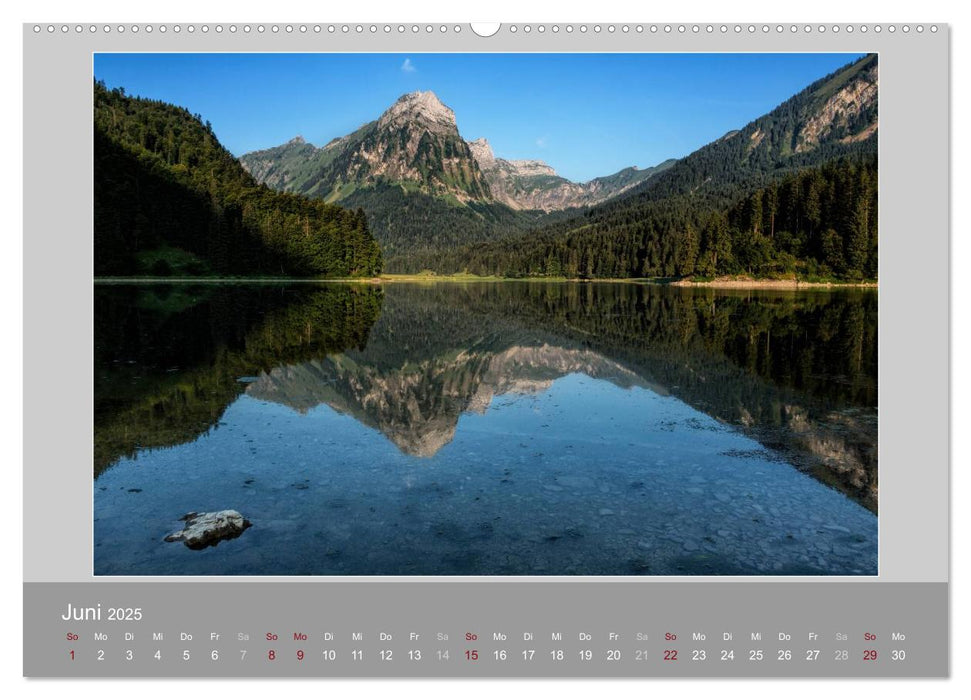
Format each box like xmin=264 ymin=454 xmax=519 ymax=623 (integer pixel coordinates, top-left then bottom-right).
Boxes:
xmin=22 ymin=21 xmax=949 ymax=678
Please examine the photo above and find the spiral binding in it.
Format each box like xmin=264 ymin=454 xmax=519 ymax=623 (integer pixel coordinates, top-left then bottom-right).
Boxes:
xmin=31 ymin=23 xmax=939 ymax=36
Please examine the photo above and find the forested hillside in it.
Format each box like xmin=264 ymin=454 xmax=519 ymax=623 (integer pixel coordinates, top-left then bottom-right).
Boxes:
xmin=406 ymin=155 xmax=876 ymax=281
xmin=338 ymin=183 xmax=577 ymax=260
xmin=94 ymin=82 xmax=382 ymax=277
xmin=603 ymin=53 xmax=878 ymax=211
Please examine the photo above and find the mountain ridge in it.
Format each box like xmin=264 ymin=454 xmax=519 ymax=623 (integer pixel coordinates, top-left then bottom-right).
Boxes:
xmin=465 ymin=137 xmax=675 ymax=211
xmin=616 ymin=53 xmax=878 ymax=207
xmin=239 ymin=89 xmax=670 ymax=213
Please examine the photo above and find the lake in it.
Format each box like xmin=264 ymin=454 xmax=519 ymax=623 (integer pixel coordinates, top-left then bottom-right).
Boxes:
xmin=94 ymin=281 xmax=877 ymax=576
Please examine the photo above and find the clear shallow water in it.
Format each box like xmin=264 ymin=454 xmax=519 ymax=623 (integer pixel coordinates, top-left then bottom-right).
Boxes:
xmin=94 ymin=282 xmax=877 ymax=575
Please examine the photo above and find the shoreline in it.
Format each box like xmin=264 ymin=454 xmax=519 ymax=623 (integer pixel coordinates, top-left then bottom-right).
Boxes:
xmin=94 ymin=277 xmax=384 ymax=285
xmin=94 ymin=275 xmax=878 ymax=289
xmin=669 ymin=277 xmax=878 ymax=290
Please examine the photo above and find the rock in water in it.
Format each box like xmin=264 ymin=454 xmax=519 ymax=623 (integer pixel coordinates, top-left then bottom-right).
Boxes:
xmin=164 ymin=510 xmax=252 ymax=550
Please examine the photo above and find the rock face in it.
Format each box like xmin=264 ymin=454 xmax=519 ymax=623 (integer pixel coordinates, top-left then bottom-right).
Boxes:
xmin=796 ymin=61 xmax=878 ymax=153
xmin=709 ymin=55 xmax=877 ymax=164
xmin=164 ymin=510 xmax=252 ymax=550
xmin=467 ymin=137 xmax=674 ymax=212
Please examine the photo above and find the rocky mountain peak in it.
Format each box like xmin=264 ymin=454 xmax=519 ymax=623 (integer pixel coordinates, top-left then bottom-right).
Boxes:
xmin=287 ymin=135 xmax=307 ymax=146
xmin=379 ymin=90 xmax=457 ymax=132
xmin=467 ymin=137 xmax=497 ymax=169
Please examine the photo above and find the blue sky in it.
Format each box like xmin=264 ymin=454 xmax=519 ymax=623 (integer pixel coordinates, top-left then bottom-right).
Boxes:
xmin=94 ymin=53 xmax=863 ymax=182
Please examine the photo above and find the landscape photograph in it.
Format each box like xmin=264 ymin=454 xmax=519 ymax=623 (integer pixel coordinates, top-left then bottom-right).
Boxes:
xmin=93 ymin=53 xmax=878 ymax=576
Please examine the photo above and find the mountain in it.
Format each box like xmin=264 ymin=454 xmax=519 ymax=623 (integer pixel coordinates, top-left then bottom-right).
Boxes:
xmin=240 ymin=90 xmax=671 ymax=211
xmin=239 ymin=91 xmax=670 ymax=265
xmin=403 ymin=54 xmax=879 ymax=281
xmin=240 ymin=91 xmax=537 ymax=261
xmin=242 ymin=91 xmax=490 ymax=204
xmin=466 ymin=137 xmax=675 ymax=211
xmin=93 ymin=82 xmax=382 ymax=277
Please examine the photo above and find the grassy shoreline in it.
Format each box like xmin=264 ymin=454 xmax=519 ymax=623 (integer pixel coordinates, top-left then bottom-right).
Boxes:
xmin=669 ymin=276 xmax=878 ymax=289
xmin=95 ymin=273 xmax=878 ymax=289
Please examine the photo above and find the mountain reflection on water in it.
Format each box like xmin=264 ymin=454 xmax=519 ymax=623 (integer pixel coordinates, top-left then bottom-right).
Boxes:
xmin=94 ymin=282 xmax=877 ymax=576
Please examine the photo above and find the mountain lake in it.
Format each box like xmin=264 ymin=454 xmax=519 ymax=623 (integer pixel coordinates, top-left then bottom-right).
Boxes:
xmin=94 ymin=281 xmax=877 ymax=576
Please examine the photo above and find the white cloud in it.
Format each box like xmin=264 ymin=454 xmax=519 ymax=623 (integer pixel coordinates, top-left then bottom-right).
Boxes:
xmin=401 ymin=58 xmax=416 ymax=73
